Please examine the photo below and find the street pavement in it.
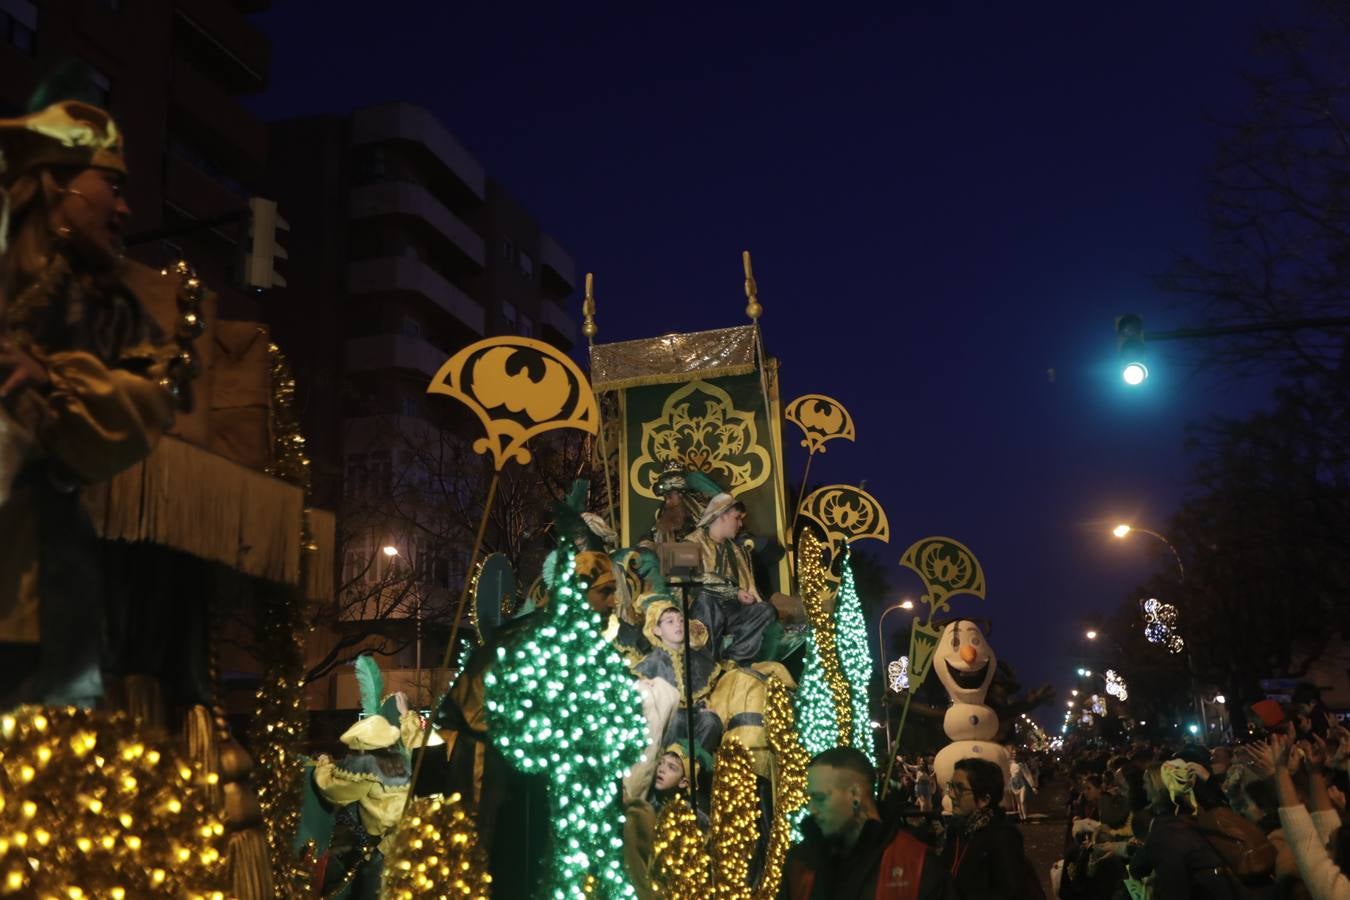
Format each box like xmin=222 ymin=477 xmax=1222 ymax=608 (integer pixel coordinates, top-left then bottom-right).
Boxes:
xmin=1017 ymin=772 xmax=1070 ymax=897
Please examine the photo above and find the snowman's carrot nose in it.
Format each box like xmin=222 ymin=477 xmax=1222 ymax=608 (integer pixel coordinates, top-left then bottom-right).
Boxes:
xmin=959 ymin=645 xmax=978 ymax=664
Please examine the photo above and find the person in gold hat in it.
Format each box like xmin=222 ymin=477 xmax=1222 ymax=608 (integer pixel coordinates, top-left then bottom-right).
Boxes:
xmin=0 ymin=94 xmax=177 ymax=707
xmin=688 ymin=492 xmax=775 ymax=665
xmin=633 ymin=595 xmax=724 ymax=761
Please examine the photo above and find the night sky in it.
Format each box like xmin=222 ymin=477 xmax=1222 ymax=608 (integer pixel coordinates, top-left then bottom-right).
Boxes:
xmin=249 ymin=2 xmax=1282 ymax=727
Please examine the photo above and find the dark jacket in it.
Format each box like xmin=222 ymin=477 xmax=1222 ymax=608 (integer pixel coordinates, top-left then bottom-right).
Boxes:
xmin=939 ymin=809 xmax=1034 ymax=900
xmin=1129 ymin=812 xmax=1240 ymax=900
xmin=784 ymin=815 xmax=952 ymax=900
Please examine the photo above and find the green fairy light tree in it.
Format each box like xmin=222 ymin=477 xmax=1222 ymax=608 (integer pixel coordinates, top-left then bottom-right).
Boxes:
xmin=833 ymin=551 xmax=876 ymax=764
xmin=484 ymin=549 xmax=647 ymax=898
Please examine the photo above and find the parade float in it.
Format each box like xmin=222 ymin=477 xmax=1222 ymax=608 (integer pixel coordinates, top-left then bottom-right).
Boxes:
xmin=0 ymin=241 xmax=1017 ymax=899
xmin=335 ymin=253 xmax=1015 ymax=898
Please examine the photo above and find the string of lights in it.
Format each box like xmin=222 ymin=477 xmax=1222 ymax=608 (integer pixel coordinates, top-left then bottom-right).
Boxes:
xmin=484 ymin=550 xmax=647 ymax=898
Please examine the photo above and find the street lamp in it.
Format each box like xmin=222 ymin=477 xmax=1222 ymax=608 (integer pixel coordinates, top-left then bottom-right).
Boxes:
xmin=382 ymin=545 xmax=400 ymax=557
xmin=877 ymin=599 xmax=917 ymax=749
xmin=1111 ymin=523 xmax=1184 ymax=582
xmin=1085 ymin=630 xmax=1098 ymax=641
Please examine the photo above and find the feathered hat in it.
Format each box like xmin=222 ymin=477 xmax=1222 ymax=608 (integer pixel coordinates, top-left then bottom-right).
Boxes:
xmin=655 ymin=461 xmax=722 ymax=498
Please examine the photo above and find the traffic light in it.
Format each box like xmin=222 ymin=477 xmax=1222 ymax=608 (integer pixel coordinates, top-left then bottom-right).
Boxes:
xmin=243 ymin=197 xmax=288 ymax=290
xmin=1115 ymin=313 xmax=1147 ymax=385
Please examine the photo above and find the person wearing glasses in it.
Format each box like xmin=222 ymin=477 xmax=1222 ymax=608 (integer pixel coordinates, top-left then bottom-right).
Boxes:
xmin=783 ymin=746 xmax=952 ymax=899
xmin=940 ymin=758 xmax=1038 ymax=899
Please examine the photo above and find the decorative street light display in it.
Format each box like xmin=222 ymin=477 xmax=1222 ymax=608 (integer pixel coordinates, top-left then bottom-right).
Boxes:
xmin=1142 ymin=598 xmax=1185 ymax=653
xmin=888 ymin=656 xmax=910 ymax=693
xmin=1105 ymin=669 xmax=1129 ymax=701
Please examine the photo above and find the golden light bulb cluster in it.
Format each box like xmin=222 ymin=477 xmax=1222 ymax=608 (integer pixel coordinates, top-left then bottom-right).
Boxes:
xmin=254 ymin=344 xmax=315 ymax=896
xmin=0 ymin=706 xmax=228 ymax=897
xmin=651 ymin=795 xmax=712 ymax=897
xmin=796 ymin=530 xmax=853 ymax=741
xmin=379 ymin=794 xmax=492 ymax=899
xmin=709 ymin=738 xmax=759 ymax=899
xmin=752 ymin=680 xmax=808 ymax=900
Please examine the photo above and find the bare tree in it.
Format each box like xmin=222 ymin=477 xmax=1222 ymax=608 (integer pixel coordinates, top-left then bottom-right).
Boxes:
xmin=1165 ymin=1 xmax=1350 ymax=383
xmin=304 ymin=416 xmax=596 ymax=683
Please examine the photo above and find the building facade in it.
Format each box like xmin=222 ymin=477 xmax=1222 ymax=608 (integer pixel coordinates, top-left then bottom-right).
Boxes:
xmin=0 ymin=0 xmax=273 ymax=320
xmin=265 ymin=102 xmax=580 ymax=711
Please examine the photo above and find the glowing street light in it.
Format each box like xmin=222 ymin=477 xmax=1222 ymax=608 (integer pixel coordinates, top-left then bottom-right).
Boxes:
xmin=1085 ymin=630 xmax=1098 ymax=641
xmin=382 ymin=545 xmax=399 ymax=557
xmin=900 ymin=599 xmax=915 ymax=611
xmin=1071 ymin=689 xmax=1079 ymax=696
xmin=1214 ymin=695 xmax=1226 ymax=705
xmin=1111 ymin=523 xmax=1185 ymax=582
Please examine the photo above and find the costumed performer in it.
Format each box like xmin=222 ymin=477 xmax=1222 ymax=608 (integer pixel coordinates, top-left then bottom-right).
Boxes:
xmin=301 ymin=656 xmax=423 ymax=900
xmin=640 ymin=460 xmax=721 ymax=547
xmin=0 ymin=92 xmax=178 ymax=708
xmin=626 ymin=593 xmax=721 ymax=802
xmin=624 ymin=742 xmax=709 ymax=900
xmin=689 ymin=492 xmax=775 ymax=665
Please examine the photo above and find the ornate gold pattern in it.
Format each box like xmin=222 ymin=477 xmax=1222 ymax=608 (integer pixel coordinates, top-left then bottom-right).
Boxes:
xmin=629 ymin=380 xmax=771 ymax=499
xmin=427 ymin=336 xmax=599 ymax=470
xmin=798 ymin=485 xmax=889 ymax=562
xmin=784 ymin=394 xmax=856 ymax=454
xmin=898 ymin=536 xmax=986 ymax=618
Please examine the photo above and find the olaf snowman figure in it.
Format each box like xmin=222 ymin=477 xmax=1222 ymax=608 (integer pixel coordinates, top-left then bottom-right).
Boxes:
xmin=931 ymin=620 xmax=1010 ymax=803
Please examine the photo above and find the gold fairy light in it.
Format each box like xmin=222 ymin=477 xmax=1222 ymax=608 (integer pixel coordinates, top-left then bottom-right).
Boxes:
xmin=0 ymin=706 xmax=228 ymax=896
xmin=796 ymin=529 xmax=853 ymax=746
xmin=753 ymin=680 xmax=808 ymax=900
xmin=380 ymin=794 xmax=492 ymax=898
xmin=249 ymin=342 xmax=316 ymax=896
xmin=651 ymin=795 xmax=712 ymax=896
xmin=710 ymin=738 xmax=759 ymax=898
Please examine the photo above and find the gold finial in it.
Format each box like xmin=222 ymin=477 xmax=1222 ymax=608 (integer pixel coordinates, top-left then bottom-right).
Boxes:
xmin=582 ymin=272 xmax=598 ymax=340
xmin=743 ymin=250 xmax=762 ymax=321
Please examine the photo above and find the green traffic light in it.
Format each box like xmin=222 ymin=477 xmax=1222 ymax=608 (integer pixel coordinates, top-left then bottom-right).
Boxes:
xmin=1122 ymin=361 xmax=1148 ymax=386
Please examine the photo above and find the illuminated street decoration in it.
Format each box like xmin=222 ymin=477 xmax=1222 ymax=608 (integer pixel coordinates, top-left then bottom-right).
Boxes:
xmin=888 ymin=657 xmax=910 ymax=693
xmin=1143 ymin=598 xmax=1185 ymax=654
xmin=1105 ymin=669 xmax=1129 ymax=701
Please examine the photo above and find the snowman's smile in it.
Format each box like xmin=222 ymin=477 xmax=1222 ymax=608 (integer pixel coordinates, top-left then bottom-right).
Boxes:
xmin=945 ymin=660 xmax=990 ymax=690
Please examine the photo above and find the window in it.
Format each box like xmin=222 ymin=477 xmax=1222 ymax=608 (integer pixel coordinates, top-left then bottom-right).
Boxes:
xmin=401 ymin=315 xmax=423 ymax=339
xmin=519 ymin=315 xmax=534 ymax=338
xmin=518 ymin=250 xmax=534 ymax=280
xmin=344 ymin=452 xmax=367 ymax=497
xmin=401 ymin=395 xmax=423 ymax=418
xmin=343 ymin=547 xmax=374 ymax=587
xmin=0 ymin=0 xmax=37 ymax=56
xmin=501 ymin=300 xmax=517 ymax=331
xmin=501 ymin=239 xmax=514 ymax=263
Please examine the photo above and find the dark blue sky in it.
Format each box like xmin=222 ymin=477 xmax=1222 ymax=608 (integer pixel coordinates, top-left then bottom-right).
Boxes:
xmin=250 ymin=2 xmax=1280 ymax=726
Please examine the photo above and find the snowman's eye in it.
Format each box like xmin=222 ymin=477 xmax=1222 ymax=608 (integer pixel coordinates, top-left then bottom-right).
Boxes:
xmin=973 ymin=638 xmax=981 ymax=647
xmin=951 ymin=635 xmax=960 ymax=648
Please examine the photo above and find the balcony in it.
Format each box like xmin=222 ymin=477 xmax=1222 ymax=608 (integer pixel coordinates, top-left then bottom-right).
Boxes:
xmin=352 ymin=103 xmax=485 ymax=202
xmin=348 ymin=257 xmax=485 ymax=335
xmin=170 ymin=54 xmax=266 ymax=165
xmin=173 ymin=0 xmax=271 ymax=92
xmin=539 ymin=299 xmax=578 ymax=347
xmin=539 ymin=233 xmax=577 ymax=293
xmin=345 ymin=333 xmax=450 ymax=381
xmin=350 ymin=181 xmax=485 ymax=269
